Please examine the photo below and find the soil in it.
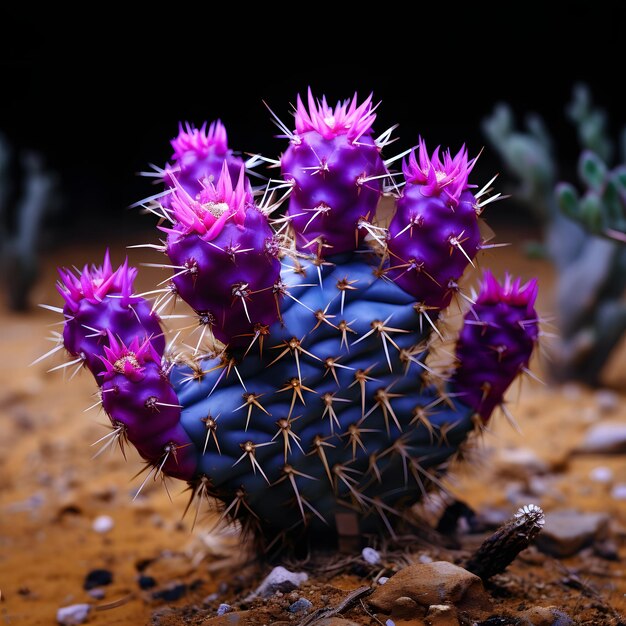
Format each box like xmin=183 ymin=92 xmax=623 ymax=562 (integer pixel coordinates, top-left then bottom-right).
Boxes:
xmin=1 ymin=230 xmax=625 ymax=626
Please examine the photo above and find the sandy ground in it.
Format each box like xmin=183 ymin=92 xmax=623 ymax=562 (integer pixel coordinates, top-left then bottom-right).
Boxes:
xmin=1 ymin=233 xmax=625 ymax=625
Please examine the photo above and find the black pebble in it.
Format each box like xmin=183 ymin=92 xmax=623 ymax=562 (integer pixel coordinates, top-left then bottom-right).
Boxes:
xmin=84 ymin=569 xmax=113 ymax=590
xmin=152 ymin=584 xmax=187 ymax=602
xmin=138 ymin=575 xmax=157 ymax=590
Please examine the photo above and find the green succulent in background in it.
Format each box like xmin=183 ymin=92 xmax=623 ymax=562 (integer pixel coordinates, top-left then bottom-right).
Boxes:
xmin=483 ymin=84 xmax=626 ymax=385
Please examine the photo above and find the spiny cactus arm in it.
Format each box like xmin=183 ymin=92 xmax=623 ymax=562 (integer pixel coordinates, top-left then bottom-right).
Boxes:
xmin=451 ymin=272 xmax=539 ymax=420
xmin=481 ymin=103 xmax=555 ymax=220
xmin=280 ymin=89 xmax=387 ymax=257
xmin=152 ymin=120 xmax=251 ymax=209
xmin=557 ymin=151 xmax=626 ymax=240
xmin=567 ymin=83 xmax=614 ymax=163
xmin=56 ymin=251 xmax=165 ymax=377
xmin=99 ymin=333 xmax=198 ymax=481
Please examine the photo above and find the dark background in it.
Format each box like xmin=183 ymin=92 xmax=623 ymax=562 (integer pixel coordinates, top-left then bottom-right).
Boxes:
xmin=2 ymin=7 xmax=625 ymax=239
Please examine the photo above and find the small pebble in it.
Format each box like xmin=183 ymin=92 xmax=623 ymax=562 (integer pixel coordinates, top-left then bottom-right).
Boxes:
xmin=152 ymin=584 xmax=187 ymax=602
xmin=611 ymin=483 xmax=626 ymax=500
xmin=203 ymin=592 xmax=219 ymax=604
xmin=288 ymin=597 xmax=313 ymax=614
xmin=361 ymin=547 xmax=381 ymax=565
xmin=255 ymin=566 xmax=308 ymax=598
xmin=92 ymin=515 xmax=114 ymax=533
xmin=83 ymin=569 xmax=113 ymax=590
xmin=595 ymin=389 xmax=619 ymax=413
xmin=217 ymin=603 xmax=232 ymax=616
xmin=579 ymin=422 xmax=626 ymax=454
xmin=57 ymin=603 xmax=91 ymax=625
xmin=378 ymin=577 xmax=389 ymax=585
xmin=589 ymin=466 xmax=613 ymax=483
xmin=138 ymin=575 xmax=157 ymax=590
xmin=418 ymin=554 xmax=433 ymax=564
xmin=87 ymin=588 xmax=105 ymax=600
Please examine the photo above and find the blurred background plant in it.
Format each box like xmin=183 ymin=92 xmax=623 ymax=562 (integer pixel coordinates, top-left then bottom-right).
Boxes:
xmin=0 ymin=132 xmax=59 ymax=310
xmin=483 ymin=84 xmax=626 ymax=385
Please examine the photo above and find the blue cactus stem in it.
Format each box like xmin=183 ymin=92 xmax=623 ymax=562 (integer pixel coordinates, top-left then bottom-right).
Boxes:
xmin=168 ymin=252 xmax=474 ymax=538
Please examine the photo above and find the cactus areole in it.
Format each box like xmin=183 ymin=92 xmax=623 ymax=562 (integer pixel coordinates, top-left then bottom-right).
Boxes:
xmin=48 ymin=90 xmax=540 ymax=550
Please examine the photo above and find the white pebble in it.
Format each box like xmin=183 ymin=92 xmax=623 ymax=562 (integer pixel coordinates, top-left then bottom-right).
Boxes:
xmin=418 ymin=554 xmax=433 ymax=564
xmin=611 ymin=483 xmax=626 ymax=500
xmin=595 ymin=389 xmax=619 ymax=413
xmin=361 ymin=547 xmax=381 ymax=565
xmin=589 ymin=466 xmax=614 ymax=483
xmin=57 ymin=603 xmax=91 ymax=625
xmin=378 ymin=576 xmax=389 ymax=585
xmin=92 ymin=515 xmax=114 ymax=533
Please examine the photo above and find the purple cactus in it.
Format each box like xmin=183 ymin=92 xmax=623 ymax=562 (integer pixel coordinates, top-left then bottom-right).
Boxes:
xmin=57 ymin=251 xmax=164 ymax=377
xmin=100 ymin=333 xmax=197 ymax=479
xmin=281 ymin=89 xmax=386 ymax=256
xmin=161 ymin=120 xmax=247 ymax=208
xmin=162 ymin=163 xmax=281 ymax=347
xmin=387 ymin=138 xmax=482 ymax=310
xmin=453 ymin=272 xmax=540 ymax=419
xmin=44 ymin=90 xmax=541 ymax=549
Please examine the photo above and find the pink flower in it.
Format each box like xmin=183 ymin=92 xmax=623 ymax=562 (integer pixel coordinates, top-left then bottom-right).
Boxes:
xmin=57 ymin=250 xmax=137 ymax=312
xmin=478 ymin=271 xmax=539 ymax=310
xmin=164 ymin=162 xmax=252 ymax=241
xmin=403 ymin=137 xmax=477 ymax=207
xmin=170 ymin=120 xmax=229 ymax=161
xmin=294 ymin=87 xmax=377 ymax=142
xmin=99 ymin=333 xmax=161 ymax=381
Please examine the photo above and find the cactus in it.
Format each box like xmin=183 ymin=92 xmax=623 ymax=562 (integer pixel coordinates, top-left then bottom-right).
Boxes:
xmin=483 ymin=84 xmax=626 ymax=385
xmin=44 ymin=91 xmax=539 ymax=550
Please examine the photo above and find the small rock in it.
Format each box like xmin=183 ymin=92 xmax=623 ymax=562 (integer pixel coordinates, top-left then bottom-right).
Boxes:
xmin=288 ymin=597 xmax=312 ymax=613
xmin=83 ymin=568 xmax=113 ymax=590
xmin=87 ymin=588 xmax=105 ymax=600
xmin=203 ymin=592 xmax=219 ymax=604
xmin=57 ymin=603 xmax=91 ymax=625
xmin=496 ymin=447 xmax=548 ymax=475
xmin=362 ymin=547 xmax=381 ymax=565
xmin=368 ymin=561 xmax=491 ymax=617
xmin=611 ymin=483 xmax=626 ymax=500
xmin=391 ymin=596 xmax=419 ymax=618
xmin=138 ymin=575 xmax=157 ymax=590
xmin=378 ymin=576 xmax=389 ymax=585
xmin=255 ymin=566 xmax=308 ymax=597
xmin=217 ymin=603 xmax=232 ymax=616
xmin=589 ymin=466 xmax=614 ymax=483
xmin=418 ymin=554 xmax=433 ymax=564
xmin=594 ymin=389 xmax=619 ymax=414
xmin=152 ymin=584 xmax=187 ymax=602
xmin=477 ymin=507 xmax=511 ymax=528
xmin=535 ymin=510 xmax=609 ymax=557
xmin=579 ymin=422 xmax=626 ymax=454
xmin=92 ymin=515 xmax=114 ymax=533
xmin=519 ymin=605 xmax=574 ymax=625
xmin=201 ymin=610 xmax=254 ymax=625
xmin=314 ymin=619 xmax=361 ymax=626
xmin=426 ymin=604 xmax=459 ymax=626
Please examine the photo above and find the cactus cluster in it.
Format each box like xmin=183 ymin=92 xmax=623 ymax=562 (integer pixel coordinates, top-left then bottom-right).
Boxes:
xmin=46 ymin=90 xmax=539 ymax=549
xmin=483 ymin=84 xmax=626 ymax=384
